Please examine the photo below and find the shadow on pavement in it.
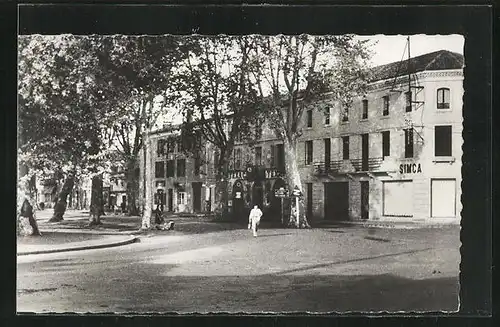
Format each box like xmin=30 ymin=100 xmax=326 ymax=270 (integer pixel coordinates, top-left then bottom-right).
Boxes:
xmin=19 ymin=262 xmax=458 ymax=313
xmin=254 ymin=233 xmax=295 ymax=238
xmin=268 ymin=247 xmax=434 ymax=276
xmin=364 ymin=236 xmax=391 ymax=243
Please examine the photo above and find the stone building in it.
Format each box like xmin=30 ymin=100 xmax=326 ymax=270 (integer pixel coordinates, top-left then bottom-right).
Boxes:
xmin=147 ymin=126 xmax=217 ymax=214
xmin=143 ymin=49 xmax=463 ymax=225
xmin=296 ymin=50 xmax=464 ymax=224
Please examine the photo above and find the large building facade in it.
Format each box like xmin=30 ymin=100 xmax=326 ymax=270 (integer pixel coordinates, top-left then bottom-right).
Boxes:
xmin=147 ymin=126 xmax=218 ymax=214
xmin=145 ymin=50 xmax=464 ymax=224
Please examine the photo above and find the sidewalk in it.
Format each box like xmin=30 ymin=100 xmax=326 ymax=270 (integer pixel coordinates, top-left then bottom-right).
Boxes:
xmin=17 ymin=232 xmax=138 ymax=256
xmin=17 ymin=210 xmax=242 ymax=256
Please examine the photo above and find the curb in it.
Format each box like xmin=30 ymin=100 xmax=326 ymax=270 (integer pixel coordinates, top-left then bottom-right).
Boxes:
xmin=38 ymin=228 xmax=141 ymax=235
xmin=17 ymin=235 xmax=139 ymax=256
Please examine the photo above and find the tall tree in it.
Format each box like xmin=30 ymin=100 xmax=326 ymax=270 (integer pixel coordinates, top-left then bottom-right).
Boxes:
xmin=174 ymin=36 xmax=263 ymax=220
xmin=18 ymin=35 xmax=106 ymax=228
xmin=94 ymin=35 xmax=189 ymax=228
xmin=248 ymin=35 xmax=372 ymax=227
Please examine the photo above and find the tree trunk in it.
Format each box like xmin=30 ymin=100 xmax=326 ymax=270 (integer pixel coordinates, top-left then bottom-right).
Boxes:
xmin=49 ymin=172 xmax=76 ymax=222
xmin=89 ymin=174 xmax=103 ymax=226
xmin=17 ymin=165 xmax=42 ymax=236
xmin=141 ymin=134 xmax=153 ymax=229
xmin=213 ymin=152 xmax=231 ymax=221
xmin=125 ymin=158 xmax=140 ymax=216
xmin=283 ymin=138 xmax=310 ymax=228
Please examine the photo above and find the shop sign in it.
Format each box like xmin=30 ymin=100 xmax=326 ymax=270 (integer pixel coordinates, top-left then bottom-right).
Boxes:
xmin=229 ymin=170 xmax=247 ymax=180
xmin=235 ymin=191 xmax=242 ymax=199
xmin=399 ymin=163 xmax=422 ymax=174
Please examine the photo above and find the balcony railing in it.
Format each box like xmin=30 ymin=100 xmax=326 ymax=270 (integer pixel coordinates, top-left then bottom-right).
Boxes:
xmin=350 ymin=157 xmax=383 ymax=172
xmin=314 ymin=157 xmax=384 ymax=176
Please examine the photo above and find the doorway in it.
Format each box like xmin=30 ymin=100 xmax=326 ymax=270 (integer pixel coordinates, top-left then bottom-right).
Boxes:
xmin=306 ymin=183 xmax=313 ymax=219
xmin=324 ymin=182 xmax=349 ymax=221
xmin=192 ymin=182 xmax=202 ymax=212
xmin=361 ymin=181 xmax=369 ymax=220
xmin=167 ymin=188 xmax=173 ymax=212
xmin=362 ymin=134 xmax=369 ymax=171
xmin=252 ymin=182 xmax=264 ymax=209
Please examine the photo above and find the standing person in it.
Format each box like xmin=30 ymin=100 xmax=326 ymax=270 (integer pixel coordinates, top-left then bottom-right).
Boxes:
xmin=248 ymin=204 xmax=263 ymax=237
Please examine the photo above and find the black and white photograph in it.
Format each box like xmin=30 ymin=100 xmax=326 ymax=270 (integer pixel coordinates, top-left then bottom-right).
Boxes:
xmin=15 ymin=12 xmax=475 ymax=313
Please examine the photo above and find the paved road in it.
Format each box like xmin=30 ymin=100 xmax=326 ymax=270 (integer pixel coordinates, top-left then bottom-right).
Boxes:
xmin=17 ymin=226 xmax=460 ymax=313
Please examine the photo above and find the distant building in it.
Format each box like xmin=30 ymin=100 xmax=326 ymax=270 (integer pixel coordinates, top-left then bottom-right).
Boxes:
xmin=146 ymin=125 xmax=217 ymax=214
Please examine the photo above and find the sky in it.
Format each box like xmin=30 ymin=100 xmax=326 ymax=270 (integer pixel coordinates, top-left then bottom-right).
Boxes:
xmin=356 ymin=34 xmax=465 ymax=67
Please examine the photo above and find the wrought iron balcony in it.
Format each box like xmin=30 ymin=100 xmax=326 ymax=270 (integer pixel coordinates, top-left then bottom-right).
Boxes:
xmin=314 ymin=157 xmax=384 ymax=176
xmin=314 ymin=160 xmax=343 ymax=175
xmin=350 ymin=157 xmax=384 ymax=172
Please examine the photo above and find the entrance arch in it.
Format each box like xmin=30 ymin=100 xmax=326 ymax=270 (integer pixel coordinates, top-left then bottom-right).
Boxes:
xmin=252 ymin=181 xmax=264 ymax=209
xmin=232 ymin=180 xmax=245 ymax=221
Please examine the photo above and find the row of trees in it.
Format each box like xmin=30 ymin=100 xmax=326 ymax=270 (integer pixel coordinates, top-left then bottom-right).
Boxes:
xmin=17 ymin=34 xmax=372 ymax=235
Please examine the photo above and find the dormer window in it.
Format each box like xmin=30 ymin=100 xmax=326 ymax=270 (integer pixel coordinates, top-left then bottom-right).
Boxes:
xmin=437 ymin=88 xmax=450 ymax=109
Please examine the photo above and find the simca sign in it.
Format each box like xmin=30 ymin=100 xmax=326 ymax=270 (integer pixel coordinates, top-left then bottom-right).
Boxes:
xmin=399 ymin=163 xmax=422 ymax=174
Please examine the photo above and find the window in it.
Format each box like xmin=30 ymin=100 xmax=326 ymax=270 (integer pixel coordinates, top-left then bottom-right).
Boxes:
xmin=437 ymin=88 xmax=450 ymax=109
xmin=306 ymin=183 xmax=313 ymax=218
xmin=324 ymin=106 xmax=330 ymax=125
xmin=177 ymin=138 xmax=184 ymax=153
xmin=157 ymin=139 xmax=166 ymax=156
xmin=342 ymin=106 xmax=349 ymax=122
xmin=166 ymin=139 xmax=175 ymax=153
xmin=155 ymin=161 xmax=165 ymax=178
xmin=255 ymin=146 xmax=262 ymax=166
xmin=404 ymin=128 xmax=414 ymax=158
xmin=383 ymin=96 xmax=390 ymax=116
xmin=307 ymin=109 xmax=313 ymax=128
xmin=305 ymin=141 xmax=313 ymax=165
xmin=435 ymin=125 xmax=452 ymax=156
xmin=382 ymin=131 xmax=390 ymax=158
xmin=270 ymin=144 xmax=276 ymax=168
xmin=177 ymin=192 xmax=186 ymax=205
xmin=276 ymin=144 xmax=285 ymax=171
xmin=342 ymin=136 xmax=349 ymax=160
xmin=269 ymin=144 xmax=284 ymax=169
xmin=194 ymin=156 xmax=201 ymax=175
xmin=234 ymin=148 xmax=242 ymax=169
xmin=405 ymin=91 xmax=412 ymax=112
xmin=177 ymin=159 xmax=186 ymax=177
xmin=362 ymin=99 xmax=368 ymax=119
xmin=166 ymin=160 xmax=175 ymax=177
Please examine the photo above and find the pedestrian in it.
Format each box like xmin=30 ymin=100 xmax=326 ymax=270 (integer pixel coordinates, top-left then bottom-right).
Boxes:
xmin=248 ymin=204 xmax=263 ymax=237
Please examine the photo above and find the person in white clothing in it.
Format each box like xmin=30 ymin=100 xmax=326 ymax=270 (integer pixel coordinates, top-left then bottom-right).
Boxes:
xmin=248 ymin=204 xmax=263 ymax=237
